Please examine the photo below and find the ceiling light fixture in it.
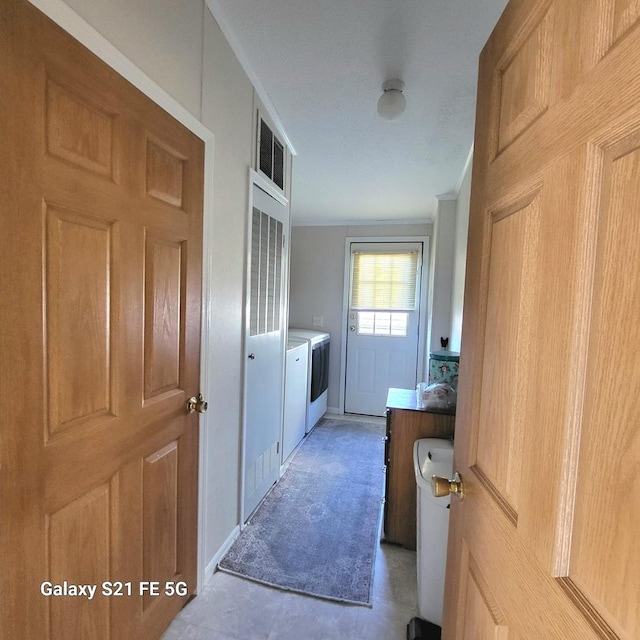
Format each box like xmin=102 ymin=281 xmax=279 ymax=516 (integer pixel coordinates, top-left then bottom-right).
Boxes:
xmin=377 ymin=79 xmax=406 ymax=121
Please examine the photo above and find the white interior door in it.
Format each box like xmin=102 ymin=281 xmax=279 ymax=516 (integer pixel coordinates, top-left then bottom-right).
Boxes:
xmin=243 ymin=180 xmax=288 ymax=520
xmin=345 ymin=242 xmax=423 ymax=416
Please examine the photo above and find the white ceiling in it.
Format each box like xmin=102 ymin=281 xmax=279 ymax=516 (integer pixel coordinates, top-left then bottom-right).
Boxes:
xmin=209 ymin=0 xmax=509 ymax=225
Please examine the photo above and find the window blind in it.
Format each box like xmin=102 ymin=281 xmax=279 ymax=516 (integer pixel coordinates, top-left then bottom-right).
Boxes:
xmin=350 ymin=250 xmax=419 ymax=311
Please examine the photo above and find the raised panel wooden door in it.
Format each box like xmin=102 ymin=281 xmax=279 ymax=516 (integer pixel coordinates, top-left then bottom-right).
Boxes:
xmin=0 ymin=2 xmax=204 ymax=638
xmin=444 ymin=1 xmax=640 ymax=638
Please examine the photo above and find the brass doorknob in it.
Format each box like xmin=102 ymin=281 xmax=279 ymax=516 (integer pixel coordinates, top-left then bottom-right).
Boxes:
xmin=431 ymin=472 xmax=464 ymax=500
xmin=186 ymin=393 xmax=208 ymax=414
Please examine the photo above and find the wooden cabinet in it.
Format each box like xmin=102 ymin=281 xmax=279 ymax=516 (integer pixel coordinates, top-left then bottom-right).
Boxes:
xmin=383 ymin=388 xmax=455 ymax=550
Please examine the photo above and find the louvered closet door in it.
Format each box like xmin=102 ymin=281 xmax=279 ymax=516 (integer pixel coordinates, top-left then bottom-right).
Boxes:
xmin=243 ymin=183 xmax=288 ymax=520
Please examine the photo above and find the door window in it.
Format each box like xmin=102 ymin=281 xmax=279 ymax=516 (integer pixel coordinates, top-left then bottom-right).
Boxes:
xmin=357 ymin=311 xmax=408 ymax=337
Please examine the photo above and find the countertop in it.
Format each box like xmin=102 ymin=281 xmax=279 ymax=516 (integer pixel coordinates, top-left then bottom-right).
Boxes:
xmin=386 ymin=387 xmax=456 ymax=416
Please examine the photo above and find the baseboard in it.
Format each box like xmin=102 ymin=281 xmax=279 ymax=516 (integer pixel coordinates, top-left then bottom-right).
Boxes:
xmin=203 ymin=525 xmax=241 ymax=585
xmin=325 ymin=406 xmax=343 ymax=415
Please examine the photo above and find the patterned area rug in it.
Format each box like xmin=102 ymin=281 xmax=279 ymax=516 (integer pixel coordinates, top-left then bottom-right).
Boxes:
xmin=219 ymin=418 xmax=385 ymax=606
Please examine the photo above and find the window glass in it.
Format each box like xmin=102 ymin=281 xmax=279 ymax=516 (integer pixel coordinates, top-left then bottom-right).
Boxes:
xmin=357 ymin=311 xmax=408 ymax=337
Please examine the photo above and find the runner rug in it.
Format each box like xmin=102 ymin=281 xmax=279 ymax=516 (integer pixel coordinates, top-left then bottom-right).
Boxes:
xmin=219 ymin=418 xmax=385 ymax=606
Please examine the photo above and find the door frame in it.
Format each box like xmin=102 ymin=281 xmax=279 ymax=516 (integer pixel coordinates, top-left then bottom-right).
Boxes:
xmin=239 ymin=169 xmax=289 ymax=526
xmin=28 ymin=0 xmax=216 ymax=592
xmin=338 ymin=235 xmax=430 ymax=414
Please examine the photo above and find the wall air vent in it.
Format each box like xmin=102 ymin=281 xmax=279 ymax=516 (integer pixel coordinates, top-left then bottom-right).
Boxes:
xmin=258 ymin=115 xmax=285 ymax=191
xmin=272 ymin=138 xmax=284 ymax=189
xmin=259 ymin=119 xmax=273 ymax=177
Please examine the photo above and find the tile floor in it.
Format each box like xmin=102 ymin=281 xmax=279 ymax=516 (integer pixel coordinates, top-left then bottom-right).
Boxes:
xmin=161 ymin=541 xmax=419 ymax=640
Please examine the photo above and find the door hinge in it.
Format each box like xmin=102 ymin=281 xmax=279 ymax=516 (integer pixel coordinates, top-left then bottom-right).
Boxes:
xmin=277 ymin=441 xmax=280 ymax=454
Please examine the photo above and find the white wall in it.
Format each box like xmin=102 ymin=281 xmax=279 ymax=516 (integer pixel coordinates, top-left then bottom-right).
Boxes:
xmin=200 ymin=9 xmax=254 ymax=568
xmin=55 ymin=0 xmax=257 ymax=577
xmin=450 ymin=161 xmax=472 ymax=352
xmin=289 ymin=223 xmax=431 ymax=411
xmin=429 ymin=198 xmax=457 ymax=353
xmin=62 ymin=0 xmax=204 ymax=118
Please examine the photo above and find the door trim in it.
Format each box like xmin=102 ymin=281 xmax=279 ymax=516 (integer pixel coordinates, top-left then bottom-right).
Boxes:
xmin=28 ymin=0 xmax=216 ymax=593
xmin=338 ymin=235 xmax=430 ymax=414
xmin=250 ymin=168 xmax=290 ymax=207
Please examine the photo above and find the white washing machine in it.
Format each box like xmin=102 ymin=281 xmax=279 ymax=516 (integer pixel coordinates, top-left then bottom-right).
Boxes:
xmin=288 ymin=329 xmax=330 ymax=432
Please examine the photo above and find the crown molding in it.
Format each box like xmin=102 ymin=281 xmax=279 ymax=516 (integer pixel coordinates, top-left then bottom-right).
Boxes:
xmin=291 ymin=217 xmax=433 ymax=228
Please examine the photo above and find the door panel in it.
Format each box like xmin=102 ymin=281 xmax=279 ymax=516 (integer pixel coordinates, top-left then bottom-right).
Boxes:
xmin=243 ymin=184 xmax=287 ymax=520
xmin=445 ymin=0 xmax=640 ymax=638
xmin=570 ymin=134 xmax=640 ymax=633
xmin=144 ymin=236 xmax=184 ymax=400
xmin=45 ymin=206 xmax=114 ymax=435
xmin=46 ymin=77 xmax=116 ymax=178
xmin=48 ymin=484 xmax=111 ymax=640
xmin=476 ymin=196 xmax=539 ymax=518
xmin=0 ymin=3 xmax=204 ymax=638
xmin=145 ymin=138 xmax=187 ymax=208
xmin=461 ymin=550 xmax=509 ymax=640
xmin=142 ymin=442 xmax=180 ymax=609
xmin=495 ymin=4 xmax=553 ymax=153
xmin=346 ymin=334 xmax=419 ymax=416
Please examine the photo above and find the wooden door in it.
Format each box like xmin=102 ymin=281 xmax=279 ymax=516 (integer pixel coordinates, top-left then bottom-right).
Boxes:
xmin=0 ymin=2 xmax=204 ymax=638
xmin=444 ymin=1 xmax=640 ymax=637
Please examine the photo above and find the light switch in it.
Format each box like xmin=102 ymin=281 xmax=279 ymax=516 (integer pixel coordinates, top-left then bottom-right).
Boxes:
xmin=312 ymin=316 xmax=324 ymax=327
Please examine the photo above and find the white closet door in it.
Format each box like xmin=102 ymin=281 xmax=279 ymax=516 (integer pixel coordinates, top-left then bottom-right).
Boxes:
xmin=243 ymin=182 xmax=287 ymax=520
